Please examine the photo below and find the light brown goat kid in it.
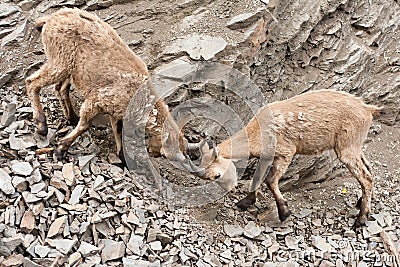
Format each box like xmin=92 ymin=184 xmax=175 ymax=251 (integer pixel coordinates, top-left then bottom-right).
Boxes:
xmin=26 ymin=8 xmax=189 ymax=162
xmin=200 ymin=90 xmax=382 ymax=228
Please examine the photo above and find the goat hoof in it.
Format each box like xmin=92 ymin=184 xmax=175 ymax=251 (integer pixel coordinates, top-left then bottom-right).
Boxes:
xmin=54 ymin=148 xmax=67 ymax=161
xmin=236 ymin=197 xmax=256 ymax=211
xmin=118 ymin=150 xmax=127 ymax=167
xmin=355 ymin=197 xmax=362 ymax=209
xmin=36 ymin=121 xmax=48 ymax=137
xmin=278 ymin=209 xmax=292 ymax=222
xmin=68 ymin=114 xmax=80 ymax=126
xmin=352 ymin=216 xmax=367 ymax=230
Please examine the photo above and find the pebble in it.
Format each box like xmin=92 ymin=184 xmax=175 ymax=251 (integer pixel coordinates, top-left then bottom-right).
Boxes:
xmin=224 ymin=223 xmax=244 ymax=238
xmin=149 ymin=240 xmax=162 ymax=251
xmin=62 ymin=163 xmax=75 ymax=186
xmin=20 ymin=210 xmax=35 ymax=233
xmin=127 ymin=233 xmax=143 ymax=254
xmin=0 ymin=168 xmax=16 ymax=194
xmin=69 ymin=184 xmax=84 ymax=205
xmin=78 ymin=241 xmax=100 ymax=257
xmin=100 ymin=239 xmax=126 ymax=263
xmin=78 ymin=154 xmax=95 ymax=169
xmin=0 ymin=102 xmax=16 ymax=127
xmin=34 ymin=244 xmax=50 ymax=258
xmin=312 ymin=236 xmax=332 ymax=252
xmin=69 ymin=251 xmax=82 ymax=265
xmin=47 ymin=216 xmax=67 ymax=238
xmin=244 ymin=221 xmax=261 ymax=238
xmin=11 ymin=161 xmax=33 ymax=176
xmin=1 ymin=254 xmax=24 ymax=267
xmin=366 ymin=220 xmax=383 ymax=236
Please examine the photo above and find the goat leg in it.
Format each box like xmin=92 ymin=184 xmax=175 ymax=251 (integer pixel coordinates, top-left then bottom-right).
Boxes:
xmin=266 ymin=154 xmax=294 ymax=222
xmin=337 ymin=150 xmax=373 ymax=228
xmin=54 ymin=100 xmax=97 ymax=160
xmin=26 ymin=63 xmax=68 ymax=136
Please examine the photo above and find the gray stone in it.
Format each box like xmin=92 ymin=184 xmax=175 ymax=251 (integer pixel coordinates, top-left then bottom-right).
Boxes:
xmin=312 ymin=236 xmax=332 ymax=252
xmin=69 ymin=184 xmax=84 ymax=205
xmin=227 ymin=10 xmax=265 ymax=30
xmin=224 ymin=223 xmax=244 ymax=238
xmin=11 ymin=161 xmax=33 ymax=176
xmin=285 ymin=235 xmax=300 ymax=250
xmin=149 ymin=241 xmax=162 ymax=251
xmin=35 ymin=128 xmax=56 ymax=149
xmin=372 ymin=213 xmax=386 ymax=227
xmin=2 ymin=20 xmax=27 ymax=47
xmin=127 ymin=234 xmax=143 ymax=255
xmin=9 ymin=133 xmax=36 ymax=150
xmin=123 ymin=258 xmax=161 ymax=267
xmin=20 ymin=210 xmax=35 ymax=233
xmin=46 ymin=238 xmax=77 ymax=254
xmin=22 ymin=257 xmax=41 ymax=267
xmin=219 ymin=249 xmax=231 ymax=260
xmin=22 ymin=191 xmax=41 ymax=203
xmin=366 ymin=220 xmax=383 ymax=236
xmin=47 ymin=216 xmax=67 ymax=238
xmin=34 ymin=244 xmax=50 ymax=258
xmin=0 ymin=68 xmax=19 ymax=89
xmin=165 ymin=34 xmax=227 ymax=60
xmin=30 ymin=182 xmax=46 ymax=194
xmin=85 ymin=0 xmax=113 ymax=11
xmin=18 ymin=0 xmax=41 ymax=11
xmin=1 ymin=254 xmax=24 ymax=267
xmin=0 ymin=168 xmax=15 ymax=195
xmin=0 ymin=28 xmax=13 ymax=39
xmin=0 ymin=103 xmax=16 ymax=127
xmin=157 ymin=233 xmax=173 ymax=247
xmin=26 ymin=238 xmax=39 ymax=257
xmin=294 ymin=208 xmax=312 ymax=219
xmin=0 ymin=3 xmax=18 ymax=18
xmin=23 ymin=234 xmax=35 ymax=248
xmin=62 ymin=163 xmax=75 ymax=186
xmin=2 ymin=234 xmax=24 ymax=253
xmin=93 ymin=175 xmax=104 ymax=188
xmin=68 ymin=251 xmax=82 ymax=266
xmin=244 ymin=221 xmax=261 ymax=238
xmin=12 ymin=176 xmax=28 ymax=192
xmin=78 ymin=154 xmax=95 ymax=169
xmin=27 ymin=169 xmax=42 ymax=185
xmin=78 ymin=241 xmax=99 ymax=257
xmin=154 ymin=57 xmax=197 ymax=82
xmin=100 ymin=239 xmax=125 ymax=263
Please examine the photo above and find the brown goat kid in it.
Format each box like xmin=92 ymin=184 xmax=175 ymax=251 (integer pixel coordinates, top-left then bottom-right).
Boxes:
xmin=26 ymin=8 xmax=188 ymax=161
xmin=201 ymin=90 xmax=382 ymax=228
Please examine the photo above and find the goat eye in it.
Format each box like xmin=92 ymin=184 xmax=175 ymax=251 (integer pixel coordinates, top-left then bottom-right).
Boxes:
xmin=214 ymin=173 xmax=221 ymax=179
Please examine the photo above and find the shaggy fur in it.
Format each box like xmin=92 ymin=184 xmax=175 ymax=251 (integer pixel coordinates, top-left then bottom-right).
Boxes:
xmin=201 ymin=89 xmax=382 ymax=228
xmin=26 ymin=8 xmax=186 ymax=160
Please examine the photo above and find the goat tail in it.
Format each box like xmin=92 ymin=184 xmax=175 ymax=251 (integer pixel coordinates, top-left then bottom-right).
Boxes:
xmin=365 ymin=104 xmax=384 ymax=117
xmin=35 ymin=17 xmax=49 ymax=32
